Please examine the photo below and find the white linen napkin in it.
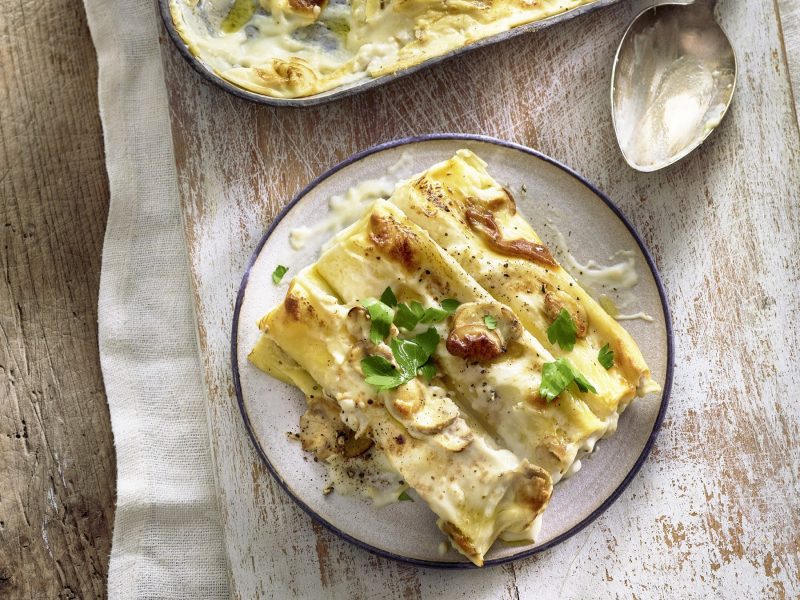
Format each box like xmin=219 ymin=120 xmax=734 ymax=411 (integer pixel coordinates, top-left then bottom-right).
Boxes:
xmin=84 ymin=0 xmax=229 ymax=596
xmin=83 ymin=0 xmax=800 ymax=596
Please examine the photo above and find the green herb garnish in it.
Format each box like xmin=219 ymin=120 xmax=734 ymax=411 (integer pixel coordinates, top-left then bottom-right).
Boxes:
xmin=361 ymin=355 xmax=403 ymax=390
xmin=272 ymin=265 xmax=289 ymax=285
xmin=484 ymin=314 xmax=497 ymax=330
xmin=362 ymin=298 xmax=395 ymax=345
xmin=397 ymin=490 xmax=414 ymax=502
xmin=380 ymin=286 xmax=398 ymax=307
xmin=598 ymin=344 xmax=615 ymax=369
xmin=546 ymin=308 xmax=578 ymax=351
xmin=539 ymin=358 xmax=597 ymax=402
xmin=394 ymin=301 xmax=456 ymax=330
xmin=393 ymin=301 xmax=426 ymax=330
xmin=361 ymin=328 xmax=441 ymax=390
xmin=418 ymin=361 xmax=436 ymax=383
xmin=441 ymin=298 xmax=461 ymax=314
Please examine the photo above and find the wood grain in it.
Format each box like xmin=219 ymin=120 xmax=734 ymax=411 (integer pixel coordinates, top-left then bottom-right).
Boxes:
xmin=163 ymin=0 xmax=800 ymax=597
xmin=0 ymin=0 xmax=114 ymax=597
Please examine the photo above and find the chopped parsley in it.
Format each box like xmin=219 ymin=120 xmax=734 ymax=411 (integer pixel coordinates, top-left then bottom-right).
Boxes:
xmin=393 ymin=301 xmax=426 ymax=330
xmin=598 ymin=344 xmax=615 ymax=369
xmin=361 ymin=328 xmax=440 ymax=390
xmin=393 ymin=297 xmax=460 ymax=330
xmin=418 ymin=361 xmax=436 ymax=383
xmin=546 ymin=308 xmax=578 ymax=351
xmin=539 ymin=358 xmax=597 ymax=402
xmin=380 ymin=286 xmax=398 ymax=307
xmin=484 ymin=314 xmax=498 ymax=330
xmin=271 ymin=265 xmax=288 ymax=284
xmin=360 ymin=355 xmax=402 ymax=390
xmin=441 ymin=299 xmax=461 ymax=314
xmin=362 ymin=298 xmax=394 ymax=345
xmin=397 ymin=490 xmax=414 ymax=502
xmin=359 ymin=287 xmax=455 ymax=388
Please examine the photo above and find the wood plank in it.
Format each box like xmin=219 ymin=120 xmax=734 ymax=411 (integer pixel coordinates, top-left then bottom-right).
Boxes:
xmin=162 ymin=0 xmax=800 ymax=596
xmin=0 ymin=0 xmax=114 ymax=597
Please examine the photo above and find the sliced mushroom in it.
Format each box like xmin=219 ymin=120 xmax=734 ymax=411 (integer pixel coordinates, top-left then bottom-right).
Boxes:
xmin=341 ymin=432 xmax=374 ymax=459
xmin=299 ymin=396 xmax=345 ymax=461
xmin=543 ymin=290 xmax=588 ymax=337
xmin=446 ymin=301 xmax=522 ymax=363
xmin=346 ymin=304 xmax=398 ymax=346
xmin=431 ymin=417 xmax=474 ymax=452
xmin=389 ymin=381 xmax=459 ymax=435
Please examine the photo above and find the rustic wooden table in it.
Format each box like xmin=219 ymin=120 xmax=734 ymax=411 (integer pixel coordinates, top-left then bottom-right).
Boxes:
xmin=169 ymin=0 xmax=800 ymax=597
xmin=0 ymin=2 xmax=114 ymax=598
xmin=2 ymin=0 xmax=799 ymax=598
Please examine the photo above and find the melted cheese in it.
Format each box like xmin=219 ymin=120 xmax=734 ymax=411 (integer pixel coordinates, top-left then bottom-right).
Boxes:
xmin=543 ymin=221 xmax=654 ymax=322
xmin=170 ymin=0 xmax=596 ymax=98
xmin=389 ymin=150 xmax=660 ymax=414
xmin=249 ymin=152 xmax=660 ymax=564
xmin=315 ymin=199 xmax=609 ymax=482
xmin=257 ymin=266 xmax=551 ymax=565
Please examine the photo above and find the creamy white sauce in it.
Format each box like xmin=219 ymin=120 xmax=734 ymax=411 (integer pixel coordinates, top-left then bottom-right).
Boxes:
xmin=170 ymin=0 xmax=595 ymax=98
xmin=542 ymin=221 xmax=654 ymax=323
xmin=323 ymin=445 xmax=408 ymax=507
xmin=290 ymin=152 xmax=413 ymax=251
xmin=560 ymin=413 xmax=618 ymax=481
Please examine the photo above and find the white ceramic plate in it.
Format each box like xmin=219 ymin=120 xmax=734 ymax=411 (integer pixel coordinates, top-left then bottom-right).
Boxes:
xmin=232 ymin=134 xmax=673 ymax=568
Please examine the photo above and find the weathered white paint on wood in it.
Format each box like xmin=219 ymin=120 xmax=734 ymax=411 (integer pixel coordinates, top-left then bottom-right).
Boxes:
xmin=161 ymin=0 xmax=800 ymax=597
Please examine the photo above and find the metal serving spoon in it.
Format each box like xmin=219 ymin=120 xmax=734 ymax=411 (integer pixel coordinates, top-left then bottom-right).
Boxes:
xmin=611 ymin=0 xmax=737 ymax=172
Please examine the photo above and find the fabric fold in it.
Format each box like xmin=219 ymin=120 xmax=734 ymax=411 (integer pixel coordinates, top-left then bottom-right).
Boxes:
xmin=84 ymin=0 xmax=230 ymax=596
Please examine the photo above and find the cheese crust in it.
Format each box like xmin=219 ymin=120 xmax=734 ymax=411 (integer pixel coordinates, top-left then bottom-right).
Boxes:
xmin=169 ymin=0 xmax=596 ymax=98
xmin=248 ymin=151 xmax=659 ymax=564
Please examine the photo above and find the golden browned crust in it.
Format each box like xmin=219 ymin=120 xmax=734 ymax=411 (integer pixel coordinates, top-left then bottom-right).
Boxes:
xmin=288 ymin=0 xmax=326 ymax=12
xmin=440 ymin=521 xmax=482 ymax=566
xmin=368 ymin=213 xmax=418 ymax=272
xmin=518 ymin=463 xmax=553 ymax=513
xmin=464 ymin=204 xmax=557 ymax=267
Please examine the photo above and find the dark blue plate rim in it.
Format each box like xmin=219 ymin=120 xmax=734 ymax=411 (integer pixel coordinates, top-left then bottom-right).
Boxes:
xmin=230 ymin=133 xmax=674 ymax=569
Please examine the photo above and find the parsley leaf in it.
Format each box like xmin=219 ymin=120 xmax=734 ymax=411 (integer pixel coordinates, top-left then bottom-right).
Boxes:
xmin=397 ymin=490 xmax=414 ymax=502
xmin=573 ymin=371 xmax=598 ymax=394
xmin=539 ymin=360 xmax=576 ymax=402
xmin=362 ymin=298 xmax=394 ymax=345
xmin=484 ymin=314 xmax=498 ymax=330
xmin=393 ymin=301 xmax=425 ymax=330
xmin=598 ymin=344 xmax=615 ymax=369
xmin=539 ymin=358 xmax=596 ymax=401
xmin=272 ymin=265 xmax=288 ymax=284
xmin=390 ymin=337 xmax=429 ymax=375
xmin=546 ymin=308 xmax=578 ymax=351
xmin=418 ymin=361 xmax=436 ymax=383
xmin=420 ymin=306 xmax=449 ymax=324
xmin=362 ymin=328 xmax=440 ymax=390
xmin=441 ymin=299 xmax=461 ymax=314
xmin=413 ymin=327 xmax=440 ymax=356
xmin=380 ymin=286 xmax=398 ymax=307
xmin=395 ymin=299 xmax=459 ymax=330
xmin=361 ymin=355 xmax=403 ymax=390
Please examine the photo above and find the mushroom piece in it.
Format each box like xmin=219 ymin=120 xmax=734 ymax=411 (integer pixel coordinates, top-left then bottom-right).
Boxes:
xmin=389 ymin=381 xmax=460 ymax=435
xmin=299 ymin=396 xmax=346 ymax=461
xmin=446 ymin=301 xmax=523 ymax=362
xmin=346 ymin=304 xmax=398 ymax=346
xmin=543 ymin=290 xmax=588 ymax=337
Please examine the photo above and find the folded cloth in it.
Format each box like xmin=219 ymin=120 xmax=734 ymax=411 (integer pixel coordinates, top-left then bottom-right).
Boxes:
xmin=84 ymin=0 xmax=230 ymax=596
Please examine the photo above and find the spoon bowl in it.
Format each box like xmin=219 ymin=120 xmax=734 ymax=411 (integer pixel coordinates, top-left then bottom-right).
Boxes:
xmin=611 ymin=1 xmax=737 ymax=172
